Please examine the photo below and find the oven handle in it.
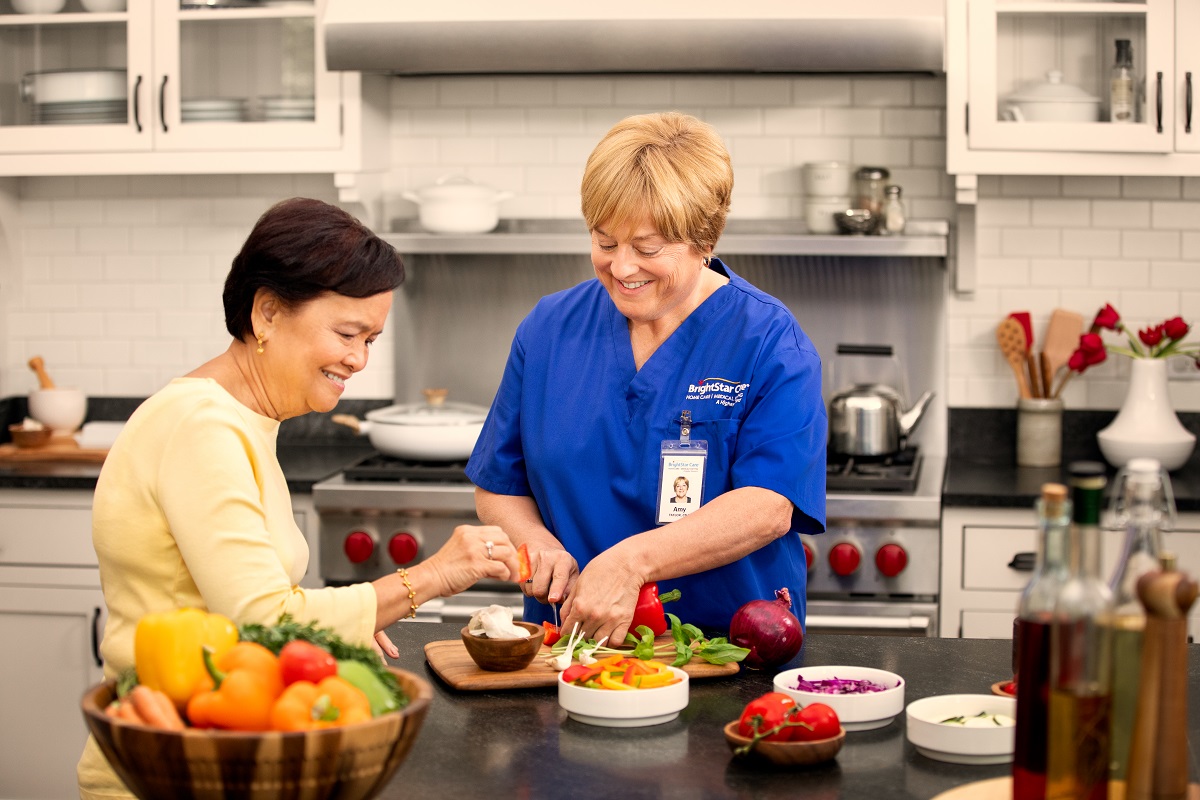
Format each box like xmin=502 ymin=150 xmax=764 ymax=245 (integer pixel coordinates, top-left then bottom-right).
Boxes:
xmin=806 ymin=614 xmax=932 ymax=632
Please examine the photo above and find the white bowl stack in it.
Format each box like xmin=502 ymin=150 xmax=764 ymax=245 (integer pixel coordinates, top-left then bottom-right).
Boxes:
xmin=802 ymin=162 xmax=854 ymax=234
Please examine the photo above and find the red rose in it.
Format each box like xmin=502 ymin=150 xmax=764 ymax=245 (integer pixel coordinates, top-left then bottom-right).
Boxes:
xmin=1140 ymin=324 xmax=1165 ymax=347
xmin=1094 ymin=303 xmax=1121 ymax=331
xmin=1164 ymin=316 xmax=1190 ymax=341
xmin=1068 ymin=349 xmax=1087 ymax=372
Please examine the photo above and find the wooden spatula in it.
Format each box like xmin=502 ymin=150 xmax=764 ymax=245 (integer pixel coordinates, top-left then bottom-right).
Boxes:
xmin=1009 ymin=311 xmax=1040 ymax=397
xmin=27 ymin=356 xmax=55 ymax=390
xmin=1042 ymin=309 xmax=1084 ymax=398
xmin=996 ymin=317 xmax=1032 ymax=399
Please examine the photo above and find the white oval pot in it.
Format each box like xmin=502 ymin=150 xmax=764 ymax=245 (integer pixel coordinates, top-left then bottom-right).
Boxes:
xmin=1097 ymin=359 xmax=1196 ymax=471
xmin=20 ymin=69 xmax=127 ymax=104
xmin=1002 ymin=70 xmax=1101 ymax=123
xmin=403 ymin=176 xmax=513 ymax=234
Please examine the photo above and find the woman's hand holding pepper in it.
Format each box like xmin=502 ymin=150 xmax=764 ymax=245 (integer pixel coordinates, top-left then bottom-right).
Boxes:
xmin=521 ymin=543 xmax=578 ymax=606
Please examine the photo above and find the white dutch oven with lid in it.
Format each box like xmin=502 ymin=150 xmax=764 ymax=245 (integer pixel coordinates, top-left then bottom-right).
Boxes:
xmin=332 ymin=388 xmax=487 ymax=461
xmin=1001 ymin=70 xmax=1101 ymax=123
xmin=402 ymin=175 xmax=513 ymax=234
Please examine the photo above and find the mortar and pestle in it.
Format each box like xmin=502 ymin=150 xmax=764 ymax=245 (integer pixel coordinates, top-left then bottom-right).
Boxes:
xmin=26 ymin=356 xmax=87 ymax=434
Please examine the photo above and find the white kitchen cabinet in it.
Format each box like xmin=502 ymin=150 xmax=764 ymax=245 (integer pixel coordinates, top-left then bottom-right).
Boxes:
xmin=0 ymin=0 xmax=386 ymax=176
xmin=0 ymin=489 xmax=103 ymax=800
xmin=947 ymin=0 xmax=1200 ymax=176
xmin=940 ymin=505 xmax=1200 ymax=641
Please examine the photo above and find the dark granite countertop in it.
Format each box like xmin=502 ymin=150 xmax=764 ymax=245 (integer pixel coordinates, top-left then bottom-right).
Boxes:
xmin=376 ymin=623 xmax=1200 ymax=799
xmin=0 ymin=396 xmax=383 ymax=494
xmin=945 ymin=408 xmax=1200 ymax=512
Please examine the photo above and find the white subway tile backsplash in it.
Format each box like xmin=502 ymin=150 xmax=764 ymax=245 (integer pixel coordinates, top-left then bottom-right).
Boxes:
xmin=613 ymin=79 xmax=673 ymax=106
xmin=1151 ymin=201 xmax=1200 ymax=230
xmin=79 ymin=226 xmax=131 ymax=255
xmin=763 ymin=107 xmax=822 ymax=136
xmin=52 ymin=255 xmax=103 ymax=283
xmin=1121 ymin=230 xmax=1181 ymax=259
xmin=1092 ymin=200 xmax=1150 ymax=229
xmin=129 ymin=176 xmax=185 ymax=197
xmin=104 ymin=255 xmax=158 ymax=283
xmin=24 ymin=227 xmax=76 ymax=255
xmin=51 ymin=311 xmax=103 ymax=339
xmin=1122 ymin=176 xmax=1182 ymax=199
xmin=1000 ymin=176 xmax=1061 ymax=197
xmin=79 ymin=339 xmax=131 ymax=367
xmin=1062 ymin=176 xmax=1121 ymax=197
xmin=791 ymin=137 xmax=851 ymax=163
xmin=1180 ymin=232 xmax=1200 ymax=259
xmin=976 ymin=198 xmax=1030 ymax=227
xmin=75 ymin=176 xmax=129 ymax=198
xmin=912 ymin=139 xmax=946 ymax=168
xmin=553 ymin=77 xmax=615 ymax=107
xmin=882 ymin=108 xmax=942 ymax=137
xmin=468 ymin=108 xmax=525 ymax=135
xmin=851 ymin=139 xmax=911 ymax=169
xmin=792 ymin=77 xmax=852 ymax=107
xmin=25 ymin=283 xmax=77 ymax=310
xmin=133 ymin=339 xmax=184 ymax=367
xmin=390 ymin=79 xmax=439 ymax=108
xmin=1062 ymin=228 xmax=1120 ymax=258
xmin=182 ymin=175 xmax=241 ymax=196
xmin=978 ymin=256 xmax=1032 ymax=285
xmin=912 ymin=79 xmax=946 ymax=108
xmin=733 ymin=78 xmax=792 ymax=107
xmin=730 ymin=137 xmax=790 ymax=166
xmin=131 ymin=226 xmax=185 ymax=254
xmin=526 ymin=108 xmax=586 ymax=134
xmin=673 ymin=78 xmax=734 ymax=107
xmin=1183 ymin=177 xmax=1200 ymax=200
xmin=1153 ymin=261 xmax=1200 ymax=290
xmin=1091 ymin=259 xmax=1150 ymax=288
xmin=1030 ymin=199 xmax=1090 ymax=228
xmin=439 ymin=78 xmax=498 ymax=107
xmin=411 ymin=108 xmax=470 ymax=136
xmin=1001 ymin=228 xmax=1060 ymax=257
xmin=852 ymin=78 xmax=913 ymax=107
xmin=1030 ymin=258 xmax=1090 ymax=287
xmin=821 ymin=108 xmax=882 ymax=137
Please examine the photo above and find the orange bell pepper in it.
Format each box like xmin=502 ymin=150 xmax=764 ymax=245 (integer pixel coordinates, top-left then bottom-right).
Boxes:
xmin=270 ymin=676 xmax=372 ymax=731
xmin=186 ymin=642 xmax=283 ymax=731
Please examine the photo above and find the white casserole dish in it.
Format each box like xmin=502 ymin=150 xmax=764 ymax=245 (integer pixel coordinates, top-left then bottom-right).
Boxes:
xmin=403 ymin=175 xmax=513 ymax=234
xmin=1002 ymin=70 xmax=1101 ymax=123
xmin=21 ymin=69 xmax=128 ymax=105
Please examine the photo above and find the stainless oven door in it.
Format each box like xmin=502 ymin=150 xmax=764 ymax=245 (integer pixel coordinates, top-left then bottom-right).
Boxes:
xmin=805 ymin=599 xmax=939 ymax=637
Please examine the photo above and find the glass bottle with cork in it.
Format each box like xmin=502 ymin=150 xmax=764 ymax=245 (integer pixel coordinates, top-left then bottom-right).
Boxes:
xmin=1012 ymin=481 xmax=1072 ymax=800
xmin=1046 ymin=461 xmax=1114 ymax=800
xmin=1110 ymin=39 xmax=1134 ymax=124
xmin=880 ymin=185 xmax=907 ymax=236
xmin=1105 ymin=457 xmax=1173 ymax=781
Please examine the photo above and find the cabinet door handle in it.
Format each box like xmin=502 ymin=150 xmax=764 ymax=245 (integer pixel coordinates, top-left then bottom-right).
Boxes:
xmin=159 ymin=74 xmax=169 ymax=133
xmin=1187 ymin=72 xmax=1193 ymax=134
xmin=1007 ymin=552 xmax=1036 ymax=571
xmin=132 ymin=74 xmax=142 ymax=133
xmin=90 ymin=606 xmax=103 ymax=668
xmin=1157 ymin=71 xmax=1164 ymax=133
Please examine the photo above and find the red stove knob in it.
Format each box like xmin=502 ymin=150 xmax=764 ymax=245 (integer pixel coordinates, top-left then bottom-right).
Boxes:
xmin=344 ymin=531 xmax=375 ymax=564
xmin=802 ymin=542 xmax=815 ymax=571
xmin=828 ymin=542 xmax=861 ymax=576
xmin=876 ymin=543 xmax=908 ymax=578
xmin=388 ymin=532 xmax=419 ymax=565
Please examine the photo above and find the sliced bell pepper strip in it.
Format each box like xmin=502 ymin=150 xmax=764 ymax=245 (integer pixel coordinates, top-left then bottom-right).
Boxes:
xmin=541 ymin=621 xmax=562 ymax=646
xmin=517 ymin=543 xmax=533 ymax=583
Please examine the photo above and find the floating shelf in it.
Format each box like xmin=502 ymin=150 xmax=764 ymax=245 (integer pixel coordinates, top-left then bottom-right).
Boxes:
xmin=381 ymin=218 xmax=950 ymax=257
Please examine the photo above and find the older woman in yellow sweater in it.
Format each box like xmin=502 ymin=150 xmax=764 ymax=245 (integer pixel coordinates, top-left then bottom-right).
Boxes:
xmin=79 ymin=198 xmax=520 ymax=799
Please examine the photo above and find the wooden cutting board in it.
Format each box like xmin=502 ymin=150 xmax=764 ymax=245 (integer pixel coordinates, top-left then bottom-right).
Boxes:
xmin=424 ymin=637 xmax=739 ymax=691
xmin=0 ymin=440 xmax=107 ymax=463
xmin=931 ymin=777 xmax=1200 ymax=800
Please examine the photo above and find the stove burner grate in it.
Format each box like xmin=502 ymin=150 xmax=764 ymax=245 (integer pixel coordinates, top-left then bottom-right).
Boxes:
xmin=342 ymin=452 xmax=470 ymax=483
xmin=827 ymin=447 xmax=922 ymax=493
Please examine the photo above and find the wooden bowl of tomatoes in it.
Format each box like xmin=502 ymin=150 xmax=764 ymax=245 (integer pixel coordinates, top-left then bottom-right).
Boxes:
xmin=724 ymin=691 xmax=845 ymax=766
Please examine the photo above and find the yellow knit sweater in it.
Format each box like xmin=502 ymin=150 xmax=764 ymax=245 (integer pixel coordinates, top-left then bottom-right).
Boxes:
xmin=79 ymin=378 xmax=376 ymax=798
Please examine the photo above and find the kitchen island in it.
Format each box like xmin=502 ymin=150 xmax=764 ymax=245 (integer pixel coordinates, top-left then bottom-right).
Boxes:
xmin=379 ymin=623 xmax=1200 ymax=800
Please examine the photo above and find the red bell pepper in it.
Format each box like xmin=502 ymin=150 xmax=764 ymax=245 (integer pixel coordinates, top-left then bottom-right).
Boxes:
xmin=517 ymin=543 xmax=532 ymax=583
xmin=630 ymin=583 xmax=681 ymax=637
xmin=278 ymin=640 xmax=338 ymax=687
xmin=541 ymin=620 xmax=562 ymax=646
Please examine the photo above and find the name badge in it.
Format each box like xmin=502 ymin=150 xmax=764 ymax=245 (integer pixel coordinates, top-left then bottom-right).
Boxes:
xmin=656 ymin=411 xmax=707 ymax=525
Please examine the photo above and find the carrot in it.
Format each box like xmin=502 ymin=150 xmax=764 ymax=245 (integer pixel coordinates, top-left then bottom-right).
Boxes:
xmin=114 ymin=699 xmax=147 ymax=726
xmin=128 ymin=685 xmax=185 ymax=731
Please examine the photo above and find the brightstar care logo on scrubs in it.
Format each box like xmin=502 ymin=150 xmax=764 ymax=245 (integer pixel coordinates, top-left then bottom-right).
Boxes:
xmin=686 ymin=377 xmax=750 ymax=408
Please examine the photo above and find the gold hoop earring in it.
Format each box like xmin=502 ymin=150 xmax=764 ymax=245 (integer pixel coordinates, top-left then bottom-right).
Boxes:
xmin=255 ymin=334 xmax=264 ymax=355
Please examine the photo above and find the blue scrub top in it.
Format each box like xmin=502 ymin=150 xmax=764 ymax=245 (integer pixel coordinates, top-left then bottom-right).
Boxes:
xmin=466 ymin=259 xmax=826 ymax=633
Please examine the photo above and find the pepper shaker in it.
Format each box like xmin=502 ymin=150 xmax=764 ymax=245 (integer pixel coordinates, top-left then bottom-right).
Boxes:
xmin=880 ymin=185 xmax=907 ymax=236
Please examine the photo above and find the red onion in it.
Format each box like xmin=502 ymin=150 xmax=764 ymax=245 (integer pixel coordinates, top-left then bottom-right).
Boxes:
xmin=729 ymin=587 xmax=804 ymax=670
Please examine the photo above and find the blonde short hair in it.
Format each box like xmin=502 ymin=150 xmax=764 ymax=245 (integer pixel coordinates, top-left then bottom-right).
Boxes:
xmin=581 ymin=112 xmax=732 ymax=253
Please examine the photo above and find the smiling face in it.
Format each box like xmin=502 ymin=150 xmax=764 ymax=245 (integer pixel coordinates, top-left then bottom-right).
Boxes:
xmin=673 ymin=477 xmax=689 ymax=499
xmin=259 ymin=290 xmax=392 ymax=417
xmin=591 ymin=217 xmax=711 ymax=329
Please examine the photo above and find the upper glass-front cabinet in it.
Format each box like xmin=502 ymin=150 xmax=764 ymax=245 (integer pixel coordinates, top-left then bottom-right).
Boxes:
xmin=966 ymin=0 xmax=1174 ymax=154
xmin=0 ymin=0 xmax=341 ymax=156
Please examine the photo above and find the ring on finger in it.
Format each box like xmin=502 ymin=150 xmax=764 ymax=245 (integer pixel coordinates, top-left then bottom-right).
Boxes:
xmin=485 ymin=540 xmax=494 ymax=559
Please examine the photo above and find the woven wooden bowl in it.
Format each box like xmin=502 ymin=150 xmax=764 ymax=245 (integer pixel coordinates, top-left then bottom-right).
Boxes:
xmin=81 ymin=667 xmax=432 ymax=800
xmin=723 ymin=721 xmax=846 ymax=766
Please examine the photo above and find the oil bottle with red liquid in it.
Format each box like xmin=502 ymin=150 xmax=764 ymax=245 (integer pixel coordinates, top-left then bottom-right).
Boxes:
xmin=1013 ymin=482 xmax=1072 ymax=800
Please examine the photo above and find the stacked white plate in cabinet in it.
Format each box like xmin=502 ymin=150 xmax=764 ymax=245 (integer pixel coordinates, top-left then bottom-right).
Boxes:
xmin=22 ymin=69 xmax=127 ymax=126
xmin=259 ymin=96 xmax=314 ymax=121
xmin=181 ymin=98 xmax=248 ymax=123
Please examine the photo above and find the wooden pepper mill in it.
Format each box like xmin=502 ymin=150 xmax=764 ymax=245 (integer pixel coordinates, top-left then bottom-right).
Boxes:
xmin=1126 ymin=553 xmax=1198 ymax=800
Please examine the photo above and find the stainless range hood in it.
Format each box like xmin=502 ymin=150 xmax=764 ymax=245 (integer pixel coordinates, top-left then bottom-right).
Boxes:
xmin=324 ymin=1 xmax=945 ymax=76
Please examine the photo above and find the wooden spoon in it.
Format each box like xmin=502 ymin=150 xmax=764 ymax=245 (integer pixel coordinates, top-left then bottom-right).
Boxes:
xmin=1041 ymin=309 xmax=1084 ymax=399
xmin=996 ymin=318 xmax=1031 ymax=399
xmin=27 ymin=356 xmax=55 ymax=390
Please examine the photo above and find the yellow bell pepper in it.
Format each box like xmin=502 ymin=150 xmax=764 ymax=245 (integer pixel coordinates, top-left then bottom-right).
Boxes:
xmin=134 ymin=608 xmax=238 ymax=711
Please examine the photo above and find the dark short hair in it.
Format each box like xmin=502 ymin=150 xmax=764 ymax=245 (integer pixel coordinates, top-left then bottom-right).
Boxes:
xmin=223 ymin=197 xmax=405 ymax=339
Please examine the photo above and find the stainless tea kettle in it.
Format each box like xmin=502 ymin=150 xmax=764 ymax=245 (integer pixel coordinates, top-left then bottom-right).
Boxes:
xmin=828 ymin=344 xmax=934 ymax=457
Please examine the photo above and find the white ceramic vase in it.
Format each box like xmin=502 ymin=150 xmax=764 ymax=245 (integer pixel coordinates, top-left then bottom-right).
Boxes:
xmin=1097 ymin=358 xmax=1196 ymax=471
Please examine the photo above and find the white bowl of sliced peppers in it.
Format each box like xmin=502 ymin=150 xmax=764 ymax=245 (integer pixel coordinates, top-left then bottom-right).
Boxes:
xmin=558 ymin=656 xmax=689 ymax=728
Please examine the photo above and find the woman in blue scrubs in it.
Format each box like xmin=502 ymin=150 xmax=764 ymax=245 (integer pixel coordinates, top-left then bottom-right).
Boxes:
xmin=466 ymin=112 xmax=826 ymax=645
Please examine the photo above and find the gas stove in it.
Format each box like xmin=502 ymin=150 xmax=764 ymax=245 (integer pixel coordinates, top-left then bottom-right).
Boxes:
xmin=827 ymin=446 xmax=922 ymax=493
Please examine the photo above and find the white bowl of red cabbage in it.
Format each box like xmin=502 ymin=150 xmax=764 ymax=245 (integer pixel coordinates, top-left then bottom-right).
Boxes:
xmin=773 ymin=666 xmax=905 ymax=731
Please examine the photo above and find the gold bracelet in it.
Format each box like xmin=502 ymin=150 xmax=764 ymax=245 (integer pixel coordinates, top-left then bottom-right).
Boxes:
xmin=396 ymin=568 xmax=418 ymax=620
